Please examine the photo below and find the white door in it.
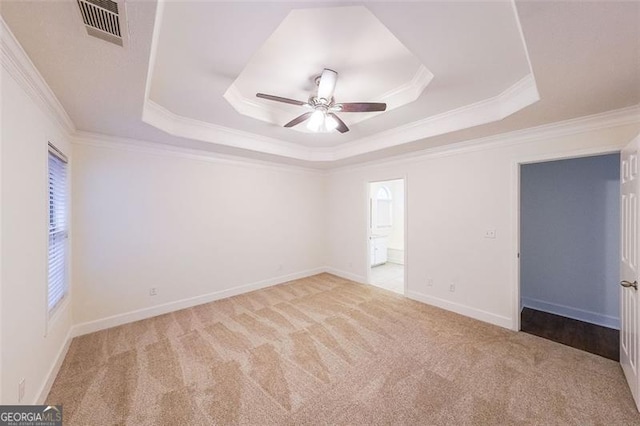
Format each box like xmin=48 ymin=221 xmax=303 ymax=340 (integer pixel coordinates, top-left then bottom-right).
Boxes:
xmin=621 ymin=135 xmax=640 ymax=410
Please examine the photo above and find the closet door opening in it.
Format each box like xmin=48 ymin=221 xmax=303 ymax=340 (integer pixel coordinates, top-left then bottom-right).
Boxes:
xmin=519 ymin=154 xmax=620 ymax=361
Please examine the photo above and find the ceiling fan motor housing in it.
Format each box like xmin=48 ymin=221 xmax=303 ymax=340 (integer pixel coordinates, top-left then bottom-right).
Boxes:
xmin=255 ymin=67 xmax=386 ymax=133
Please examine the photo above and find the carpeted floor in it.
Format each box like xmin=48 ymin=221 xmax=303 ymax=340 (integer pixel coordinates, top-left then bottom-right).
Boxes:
xmin=47 ymin=273 xmax=640 ymax=425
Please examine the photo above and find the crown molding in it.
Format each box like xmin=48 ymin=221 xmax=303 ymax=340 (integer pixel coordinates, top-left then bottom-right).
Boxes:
xmin=376 ymin=64 xmax=434 ymax=106
xmin=142 ymin=73 xmax=539 ymax=162
xmin=223 ymin=83 xmax=305 ymax=128
xmin=142 ymin=0 xmax=164 ymax=103
xmin=141 ymin=99 xmax=333 ymax=161
xmin=332 ymin=73 xmax=540 ymax=160
xmin=72 ymin=130 xmax=327 ymax=175
xmin=329 ymin=104 xmax=640 ymax=174
xmin=76 ymin=104 xmax=639 ymax=176
xmin=0 ymin=16 xmax=76 ymax=135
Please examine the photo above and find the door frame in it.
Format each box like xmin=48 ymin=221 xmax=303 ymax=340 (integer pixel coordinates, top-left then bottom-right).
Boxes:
xmin=365 ymin=176 xmax=408 ymax=295
xmin=511 ymin=147 xmax=621 ymax=331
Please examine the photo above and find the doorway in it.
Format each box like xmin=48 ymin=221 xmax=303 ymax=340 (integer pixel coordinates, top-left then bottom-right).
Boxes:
xmin=518 ymin=153 xmax=620 ymax=360
xmin=367 ymin=178 xmax=405 ymax=294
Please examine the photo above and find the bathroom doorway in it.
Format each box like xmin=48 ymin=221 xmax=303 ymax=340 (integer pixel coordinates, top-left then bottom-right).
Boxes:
xmin=367 ymin=178 xmax=406 ymax=294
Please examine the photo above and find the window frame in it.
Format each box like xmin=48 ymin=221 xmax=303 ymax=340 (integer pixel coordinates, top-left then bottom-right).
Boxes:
xmin=47 ymin=142 xmax=69 ymax=319
xmin=375 ymin=186 xmax=393 ymax=228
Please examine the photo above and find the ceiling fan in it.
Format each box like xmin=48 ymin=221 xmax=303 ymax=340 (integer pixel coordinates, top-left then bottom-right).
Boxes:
xmin=256 ymin=68 xmax=387 ymax=133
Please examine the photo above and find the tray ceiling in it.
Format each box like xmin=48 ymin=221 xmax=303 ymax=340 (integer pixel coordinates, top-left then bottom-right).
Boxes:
xmin=144 ymin=1 xmax=537 ymax=160
xmin=2 ymin=1 xmax=639 ymax=167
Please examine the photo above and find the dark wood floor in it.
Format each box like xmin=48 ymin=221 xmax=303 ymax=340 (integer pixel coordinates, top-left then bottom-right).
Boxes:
xmin=520 ymin=307 xmax=619 ymax=361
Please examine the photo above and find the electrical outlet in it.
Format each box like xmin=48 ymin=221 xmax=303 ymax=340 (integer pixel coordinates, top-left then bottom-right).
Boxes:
xmin=484 ymin=229 xmax=496 ymax=239
xmin=427 ymin=278 xmax=434 ymax=287
xmin=348 ymin=262 xmax=353 ymax=268
xmin=149 ymin=288 xmax=158 ymax=296
xmin=277 ymin=264 xmax=283 ymax=271
xmin=18 ymin=378 xmax=25 ymax=402
xmin=449 ymin=283 xmax=456 ymax=292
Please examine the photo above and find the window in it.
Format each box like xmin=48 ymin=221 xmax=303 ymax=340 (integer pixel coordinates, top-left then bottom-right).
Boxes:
xmin=375 ymin=186 xmax=393 ymax=227
xmin=48 ymin=144 xmax=68 ymax=315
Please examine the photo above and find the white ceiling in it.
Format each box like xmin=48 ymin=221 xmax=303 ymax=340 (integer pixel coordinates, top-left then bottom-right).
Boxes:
xmin=222 ymin=6 xmax=433 ymax=132
xmin=148 ymin=0 xmax=535 ymax=154
xmin=1 ymin=1 xmax=639 ymax=168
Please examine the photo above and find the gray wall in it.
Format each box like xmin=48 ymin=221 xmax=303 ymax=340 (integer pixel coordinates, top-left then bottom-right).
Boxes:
xmin=520 ymin=154 xmax=620 ymax=329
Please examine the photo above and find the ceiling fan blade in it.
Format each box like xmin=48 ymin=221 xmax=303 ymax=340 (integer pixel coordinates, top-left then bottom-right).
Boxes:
xmin=256 ymin=93 xmax=307 ymax=106
xmin=317 ymin=68 xmax=338 ymax=101
xmin=337 ymin=102 xmax=387 ymax=112
xmin=284 ymin=111 xmax=314 ymax=128
xmin=327 ymin=113 xmax=349 ymax=133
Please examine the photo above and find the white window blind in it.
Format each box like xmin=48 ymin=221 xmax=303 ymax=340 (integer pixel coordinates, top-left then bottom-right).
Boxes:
xmin=48 ymin=144 xmax=68 ymax=314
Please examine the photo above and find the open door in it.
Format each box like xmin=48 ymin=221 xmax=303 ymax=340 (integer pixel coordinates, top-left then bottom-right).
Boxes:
xmin=621 ymin=134 xmax=640 ymax=410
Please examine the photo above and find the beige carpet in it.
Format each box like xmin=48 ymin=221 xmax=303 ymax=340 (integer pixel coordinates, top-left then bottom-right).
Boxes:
xmin=47 ymin=273 xmax=640 ymax=425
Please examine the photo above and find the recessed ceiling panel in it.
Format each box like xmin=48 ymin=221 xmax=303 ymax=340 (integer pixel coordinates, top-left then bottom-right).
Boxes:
xmin=223 ymin=6 xmax=432 ymax=133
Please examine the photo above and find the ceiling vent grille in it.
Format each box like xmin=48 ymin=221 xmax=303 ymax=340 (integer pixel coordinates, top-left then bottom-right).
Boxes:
xmin=77 ymin=0 xmax=123 ymax=46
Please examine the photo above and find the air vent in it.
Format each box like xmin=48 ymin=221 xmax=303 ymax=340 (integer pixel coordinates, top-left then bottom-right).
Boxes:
xmin=77 ymin=0 xmax=123 ymax=46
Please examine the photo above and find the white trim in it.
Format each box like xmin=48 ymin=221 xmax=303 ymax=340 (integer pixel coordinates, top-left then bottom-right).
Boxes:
xmin=142 ymin=100 xmax=325 ymax=161
xmin=365 ymin=181 xmax=373 ymax=286
xmin=334 ymin=74 xmax=539 ymax=160
xmin=324 ymin=267 xmax=367 ymax=285
xmin=330 ymin=105 xmax=640 ymax=174
xmin=72 ymin=131 xmax=326 ymax=176
xmin=375 ymin=64 xmax=434 ymax=105
xmin=223 ymin=83 xmax=302 ymax=123
xmin=70 ymin=267 xmax=325 ymax=337
xmin=111 ymin=102 xmax=640 ymax=170
xmin=0 ymin=16 xmax=75 ymax=135
xmin=34 ymin=328 xmax=73 ymax=404
xmin=511 ymin=157 xmax=521 ymax=331
xmin=521 ymin=297 xmax=620 ymax=330
xmin=142 ymin=0 xmax=165 ymax=102
xmin=403 ymin=176 xmax=409 ymax=296
xmin=510 ymin=0 xmax=537 ymax=89
xmin=142 ymin=74 xmax=539 ymax=162
xmin=408 ymin=290 xmax=513 ymax=330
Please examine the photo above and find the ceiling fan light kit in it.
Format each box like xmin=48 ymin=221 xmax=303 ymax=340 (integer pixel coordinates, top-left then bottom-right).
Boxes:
xmin=256 ymin=68 xmax=387 ymax=133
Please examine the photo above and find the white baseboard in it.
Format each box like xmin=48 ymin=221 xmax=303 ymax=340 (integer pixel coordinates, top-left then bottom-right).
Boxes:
xmin=408 ymin=291 xmax=513 ymax=330
xmin=71 ymin=267 xmax=326 ymax=338
xmin=35 ymin=327 xmax=73 ymax=404
xmin=323 ymin=267 xmax=367 ymax=284
xmin=521 ymin=297 xmax=620 ymax=330
xmin=387 ymin=248 xmax=404 ymax=265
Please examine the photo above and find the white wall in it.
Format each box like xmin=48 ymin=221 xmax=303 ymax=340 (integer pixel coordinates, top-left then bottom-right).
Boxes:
xmin=520 ymin=154 xmax=620 ymax=329
xmin=326 ymin=123 xmax=640 ymax=329
xmin=71 ymin=141 xmax=326 ymax=328
xmin=1 ymin=66 xmax=73 ymax=404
